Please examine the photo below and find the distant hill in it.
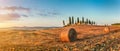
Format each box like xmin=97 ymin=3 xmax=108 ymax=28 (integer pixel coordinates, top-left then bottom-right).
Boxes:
xmin=1 ymin=26 xmax=61 ymax=30
xmin=112 ymin=23 xmax=120 ymax=25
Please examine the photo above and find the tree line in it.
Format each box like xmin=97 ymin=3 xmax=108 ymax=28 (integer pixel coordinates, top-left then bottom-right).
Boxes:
xmin=63 ymin=16 xmax=96 ymax=27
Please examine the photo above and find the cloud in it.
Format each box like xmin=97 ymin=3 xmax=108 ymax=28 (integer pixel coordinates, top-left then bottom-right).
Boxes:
xmin=21 ymin=14 xmax=28 ymax=17
xmin=38 ymin=9 xmax=60 ymax=17
xmin=0 ymin=6 xmax=30 ymax=12
xmin=0 ymin=6 xmax=30 ymax=22
xmin=0 ymin=13 xmax=27 ymax=21
xmin=0 ymin=6 xmax=60 ymax=22
xmin=47 ymin=11 xmax=60 ymax=15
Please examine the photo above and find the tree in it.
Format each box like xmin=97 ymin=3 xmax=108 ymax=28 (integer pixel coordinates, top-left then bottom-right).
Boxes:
xmin=69 ymin=17 xmax=72 ymax=25
xmin=77 ymin=17 xmax=80 ymax=23
xmin=91 ymin=21 xmax=93 ymax=25
xmin=82 ymin=17 xmax=84 ymax=23
xmin=91 ymin=21 xmax=94 ymax=25
xmin=88 ymin=20 xmax=91 ymax=25
xmin=86 ymin=18 xmax=89 ymax=24
xmin=63 ymin=20 xmax=65 ymax=26
xmin=72 ymin=16 xmax=74 ymax=24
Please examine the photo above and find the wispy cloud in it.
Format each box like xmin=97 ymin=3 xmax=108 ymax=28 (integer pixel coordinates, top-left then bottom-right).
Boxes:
xmin=0 ymin=6 xmax=30 ymax=22
xmin=0 ymin=13 xmax=28 ymax=22
xmin=38 ymin=9 xmax=60 ymax=17
xmin=0 ymin=13 xmax=20 ymax=21
xmin=0 ymin=6 xmax=61 ymax=22
xmin=0 ymin=6 xmax=30 ymax=12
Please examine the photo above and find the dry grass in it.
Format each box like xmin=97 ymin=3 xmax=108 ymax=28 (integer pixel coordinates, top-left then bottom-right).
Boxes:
xmin=0 ymin=25 xmax=120 ymax=51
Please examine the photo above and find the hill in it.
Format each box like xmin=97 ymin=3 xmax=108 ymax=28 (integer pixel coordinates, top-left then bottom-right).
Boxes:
xmin=0 ymin=25 xmax=120 ymax=51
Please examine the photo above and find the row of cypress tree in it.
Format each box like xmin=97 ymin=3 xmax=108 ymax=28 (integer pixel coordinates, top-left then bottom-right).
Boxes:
xmin=63 ymin=16 xmax=96 ymax=27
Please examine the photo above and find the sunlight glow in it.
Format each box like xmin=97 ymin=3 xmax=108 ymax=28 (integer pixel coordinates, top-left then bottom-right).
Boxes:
xmin=0 ymin=23 xmax=11 ymax=28
xmin=0 ymin=10 xmax=11 ymax=14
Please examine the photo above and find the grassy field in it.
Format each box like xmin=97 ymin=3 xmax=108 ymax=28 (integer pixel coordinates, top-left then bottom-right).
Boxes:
xmin=0 ymin=25 xmax=120 ymax=51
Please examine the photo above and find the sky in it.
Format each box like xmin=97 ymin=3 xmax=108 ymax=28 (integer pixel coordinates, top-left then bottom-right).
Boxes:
xmin=0 ymin=0 xmax=120 ymax=28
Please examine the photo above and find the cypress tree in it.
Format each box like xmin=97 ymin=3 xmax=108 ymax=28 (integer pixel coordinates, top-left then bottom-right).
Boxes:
xmin=63 ymin=20 xmax=65 ymax=26
xmin=69 ymin=17 xmax=72 ymax=25
xmin=91 ymin=21 xmax=94 ymax=25
xmin=94 ymin=21 xmax=96 ymax=25
xmin=86 ymin=18 xmax=89 ymax=24
xmin=77 ymin=17 xmax=79 ymax=23
xmin=88 ymin=20 xmax=91 ymax=25
xmin=82 ymin=17 xmax=84 ymax=23
xmin=72 ymin=16 xmax=74 ymax=24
